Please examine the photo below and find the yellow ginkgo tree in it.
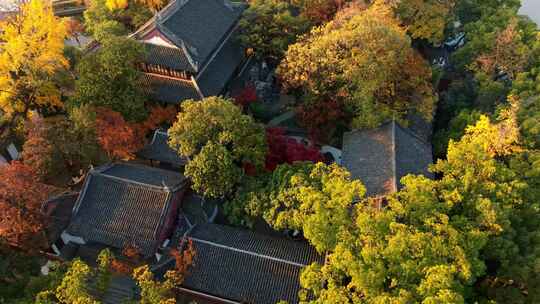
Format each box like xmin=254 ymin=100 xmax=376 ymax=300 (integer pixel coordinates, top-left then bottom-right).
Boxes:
xmin=0 ymin=0 xmax=68 ymax=143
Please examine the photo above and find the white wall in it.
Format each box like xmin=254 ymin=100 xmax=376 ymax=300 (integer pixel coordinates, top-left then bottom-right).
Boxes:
xmin=520 ymin=0 xmax=540 ymax=26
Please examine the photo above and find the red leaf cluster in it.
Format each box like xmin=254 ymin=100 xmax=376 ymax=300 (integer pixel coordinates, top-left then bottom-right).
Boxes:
xmin=243 ymin=162 xmax=257 ymax=176
xmin=167 ymin=238 xmax=197 ymax=285
xmin=233 ymin=84 xmax=258 ymax=108
xmin=265 ymin=127 xmax=324 ymax=171
xmin=171 ymin=238 xmax=196 ymax=275
xmin=296 ymin=99 xmax=346 ymax=143
xmin=111 ymin=259 xmax=133 ymax=275
xmin=95 ymin=105 xmax=177 ymax=161
xmin=0 ymin=162 xmax=57 ymax=251
xmin=111 ymin=244 xmax=143 ymax=275
xmin=122 ymin=244 xmax=142 ymax=261
xmin=301 ymin=0 xmax=346 ymax=24
xmin=142 ymin=105 xmax=178 ymax=132
xmin=95 ymin=107 xmax=145 ymax=161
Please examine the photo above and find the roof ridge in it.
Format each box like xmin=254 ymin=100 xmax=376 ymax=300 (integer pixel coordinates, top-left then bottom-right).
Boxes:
xmin=189 ymin=237 xmax=308 ymax=268
xmin=391 ymin=121 xmax=398 ymax=193
xmin=72 ymin=172 xmax=94 ymax=216
xmin=97 ymin=172 xmax=173 ymax=192
xmin=157 ymin=0 xmax=190 ymax=23
xmin=194 ymin=23 xmax=239 ymax=80
xmin=93 ymin=163 xmax=186 ymax=192
xmin=157 ymin=25 xmax=200 ymax=71
xmin=210 ymin=0 xmax=236 ymax=12
xmin=107 ymin=162 xmax=182 ymax=176
xmin=153 ymin=190 xmax=174 ymax=242
xmin=393 ymin=120 xmax=431 ymax=147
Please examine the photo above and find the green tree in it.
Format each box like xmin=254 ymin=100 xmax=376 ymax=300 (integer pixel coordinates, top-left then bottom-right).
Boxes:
xmin=298 ymin=115 xmax=540 ymax=303
xmin=133 ymin=240 xmax=196 ymax=304
xmin=36 ymin=259 xmax=99 ymax=304
xmin=0 ymin=243 xmax=49 ymax=302
xmin=237 ymin=0 xmax=311 ymax=59
xmin=132 ymin=266 xmax=176 ymax=304
xmin=227 ymin=162 xmax=365 ymax=253
xmin=84 ymin=0 xmax=126 ymax=39
xmin=224 ymin=174 xmax=270 ymax=228
xmin=55 ymin=260 xmax=98 ymax=304
xmin=83 ymin=0 xmax=151 ymax=37
xmin=71 ymin=36 xmax=147 ymax=121
xmin=434 ymin=1 xmax=538 ymax=159
xmin=452 ymin=7 xmax=534 ymax=75
xmin=95 ymin=249 xmax=113 ymax=295
xmin=277 ymin=4 xmax=435 ymax=129
xmin=432 ymin=108 xmax=482 ymax=158
xmin=168 ymin=97 xmax=267 ymax=198
xmin=389 ymin=0 xmax=455 ymax=44
xmin=453 ymin=0 xmax=521 ymax=26
xmin=185 ymin=142 xmax=243 ymax=199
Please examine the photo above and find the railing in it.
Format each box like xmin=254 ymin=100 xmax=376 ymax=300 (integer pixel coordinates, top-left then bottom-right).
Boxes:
xmin=51 ymin=0 xmax=86 ymax=17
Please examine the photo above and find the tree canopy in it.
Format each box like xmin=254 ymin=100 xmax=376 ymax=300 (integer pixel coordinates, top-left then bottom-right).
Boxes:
xmin=0 ymin=162 xmax=58 ymax=251
xmin=224 ymin=162 xmax=365 ymax=251
xmin=84 ymin=0 xmax=152 ymax=36
xmin=22 ymin=111 xmax=105 ymax=181
xmin=294 ymin=115 xmax=540 ymax=303
xmin=389 ymin=0 xmax=455 ymax=44
xmin=0 ymin=0 xmax=68 ymax=143
xmin=278 ymin=3 xmax=436 ymax=129
xmin=71 ymin=36 xmax=148 ymax=121
xmin=237 ymin=0 xmax=311 ymax=59
xmin=168 ymin=97 xmax=267 ymax=198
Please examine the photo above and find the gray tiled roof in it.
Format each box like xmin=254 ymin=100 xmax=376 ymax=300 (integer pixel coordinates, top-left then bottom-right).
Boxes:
xmin=134 ymin=0 xmax=247 ymax=103
xmin=140 ymin=73 xmax=201 ymax=104
xmin=342 ymin=121 xmax=433 ymax=197
xmin=67 ymin=163 xmax=187 ymax=257
xmin=100 ymin=162 xmax=186 ymax=189
xmin=196 ymin=30 xmax=246 ymax=97
xmin=145 ymin=44 xmax=196 ymax=73
xmin=158 ymin=0 xmax=243 ymax=68
xmin=138 ymin=130 xmax=187 ymax=167
xmin=178 ymin=223 xmax=324 ymax=304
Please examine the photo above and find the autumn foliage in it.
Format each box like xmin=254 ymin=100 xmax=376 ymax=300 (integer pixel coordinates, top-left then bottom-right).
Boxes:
xmin=0 ymin=0 xmax=68 ymax=143
xmin=167 ymin=238 xmax=196 ymax=286
xmin=296 ymin=99 xmax=346 ymax=143
xmin=142 ymin=105 xmax=178 ymax=131
xmin=298 ymin=0 xmax=347 ymax=24
xmin=0 ymin=162 xmax=58 ymax=251
xmin=277 ymin=5 xmax=436 ymax=129
xmin=110 ymin=244 xmax=143 ymax=275
xmin=233 ymin=84 xmax=258 ymax=108
xmin=475 ymin=20 xmax=530 ymax=79
xmin=265 ymin=127 xmax=324 ymax=171
xmin=95 ymin=107 xmax=144 ymax=160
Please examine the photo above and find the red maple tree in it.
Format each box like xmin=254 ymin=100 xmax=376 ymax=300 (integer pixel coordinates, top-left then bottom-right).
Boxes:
xmin=167 ymin=238 xmax=197 ymax=286
xmin=233 ymin=84 xmax=258 ymax=108
xmin=265 ymin=127 xmax=324 ymax=171
xmin=301 ymin=0 xmax=346 ymax=24
xmin=142 ymin=105 xmax=178 ymax=132
xmin=296 ymin=98 xmax=346 ymax=144
xmin=95 ymin=107 xmax=145 ymax=161
xmin=0 ymin=162 xmax=58 ymax=252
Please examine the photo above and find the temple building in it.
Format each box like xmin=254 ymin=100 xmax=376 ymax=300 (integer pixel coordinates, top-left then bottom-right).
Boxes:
xmin=60 ymin=163 xmax=188 ymax=260
xmin=342 ymin=121 xmax=434 ymax=198
xmin=131 ymin=0 xmax=249 ymax=104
